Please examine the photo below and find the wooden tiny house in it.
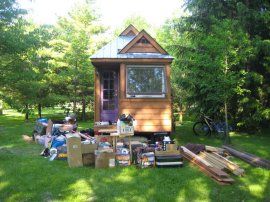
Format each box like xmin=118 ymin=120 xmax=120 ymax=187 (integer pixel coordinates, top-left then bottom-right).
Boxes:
xmin=90 ymin=25 xmax=174 ymax=134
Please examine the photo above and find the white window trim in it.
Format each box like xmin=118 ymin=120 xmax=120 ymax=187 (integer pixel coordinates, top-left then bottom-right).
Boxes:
xmin=126 ymin=65 xmax=167 ymax=98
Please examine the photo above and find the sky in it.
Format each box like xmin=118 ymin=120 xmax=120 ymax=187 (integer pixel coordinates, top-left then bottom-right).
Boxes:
xmin=18 ymin=0 xmax=184 ymax=28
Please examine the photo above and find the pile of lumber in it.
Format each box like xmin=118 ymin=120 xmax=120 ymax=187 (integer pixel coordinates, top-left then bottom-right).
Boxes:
xmin=223 ymin=145 xmax=270 ymax=169
xmin=180 ymin=146 xmax=235 ymax=185
xmin=198 ymin=151 xmax=245 ymax=176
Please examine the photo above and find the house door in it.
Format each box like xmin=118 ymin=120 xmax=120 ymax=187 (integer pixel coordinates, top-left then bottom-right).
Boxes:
xmin=100 ymin=70 xmax=119 ymax=122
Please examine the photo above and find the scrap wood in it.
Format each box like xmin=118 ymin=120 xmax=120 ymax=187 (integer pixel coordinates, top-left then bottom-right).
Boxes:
xmin=199 ymin=151 xmax=245 ymax=176
xmin=205 ymin=145 xmax=224 ymax=153
xmin=22 ymin=135 xmax=34 ymax=143
xmin=181 ymin=146 xmax=212 ymax=167
xmin=223 ymin=145 xmax=270 ymax=169
xmin=210 ymin=152 xmax=245 ymax=176
xmin=181 ymin=151 xmax=233 ymax=185
xmin=180 ymin=146 xmax=234 ymax=185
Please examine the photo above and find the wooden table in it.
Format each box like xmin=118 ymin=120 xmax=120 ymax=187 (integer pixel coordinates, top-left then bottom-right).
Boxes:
xmin=110 ymin=132 xmax=134 ymax=162
xmin=98 ymin=129 xmax=117 ymax=134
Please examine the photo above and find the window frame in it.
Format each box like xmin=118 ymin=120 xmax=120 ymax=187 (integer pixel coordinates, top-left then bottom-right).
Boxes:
xmin=126 ymin=65 xmax=167 ymax=98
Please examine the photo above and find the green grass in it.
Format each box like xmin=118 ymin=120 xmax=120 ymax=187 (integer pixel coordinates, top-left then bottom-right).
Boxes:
xmin=0 ymin=110 xmax=270 ymax=202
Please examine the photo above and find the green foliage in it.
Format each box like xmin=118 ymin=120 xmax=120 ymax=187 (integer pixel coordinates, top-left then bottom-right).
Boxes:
xmin=158 ymin=0 xmax=270 ymax=132
xmin=46 ymin=1 xmax=106 ymax=119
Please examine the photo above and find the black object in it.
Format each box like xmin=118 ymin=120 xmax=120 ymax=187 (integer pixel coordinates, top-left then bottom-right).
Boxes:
xmin=32 ymin=122 xmax=47 ymax=141
xmin=119 ymin=114 xmax=134 ymax=125
xmin=40 ymin=148 xmax=50 ymax=157
xmin=155 ymin=154 xmax=183 ymax=168
xmin=80 ymin=128 xmax=95 ymax=136
xmin=155 ymin=155 xmax=183 ymax=162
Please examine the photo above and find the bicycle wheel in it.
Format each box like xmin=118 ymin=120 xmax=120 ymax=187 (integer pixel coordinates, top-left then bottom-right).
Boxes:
xmin=193 ymin=122 xmax=210 ymax=136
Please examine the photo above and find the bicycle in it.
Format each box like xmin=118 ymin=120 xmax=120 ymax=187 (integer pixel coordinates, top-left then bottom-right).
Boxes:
xmin=193 ymin=112 xmax=232 ymax=138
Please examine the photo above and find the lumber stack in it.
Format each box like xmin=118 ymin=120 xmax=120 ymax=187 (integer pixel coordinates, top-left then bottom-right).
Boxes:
xmin=205 ymin=145 xmax=225 ymax=153
xmin=198 ymin=151 xmax=245 ymax=176
xmin=180 ymin=146 xmax=234 ymax=185
xmin=223 ymin=145 xmax=270 ymax=169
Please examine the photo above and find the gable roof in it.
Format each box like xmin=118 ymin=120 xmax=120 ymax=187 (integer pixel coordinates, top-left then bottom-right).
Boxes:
xmin=90 ymin=25 xmax=173 ymax=60
xmin=119 ymin=30 xmax=168 ymax=54
xmin=119 ymin=24 xmax=139 ymax=36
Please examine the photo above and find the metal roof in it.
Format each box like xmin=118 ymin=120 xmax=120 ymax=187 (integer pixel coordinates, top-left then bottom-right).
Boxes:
xmin=90 ymin=35 xmax=174 ymax=60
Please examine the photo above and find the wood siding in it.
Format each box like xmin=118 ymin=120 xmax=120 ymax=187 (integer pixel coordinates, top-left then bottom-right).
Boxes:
xmin=94 ymin=63 xmax=172 ymax=133
xmin=119 ymin=63 xmax=172 ymax=133
xmin=126 ymin=43 xmax=159 ymax=53
xmin=119 ymin=99 xmax=172 ymax=132
xmin=94 ymin=68 xmax=101 ymax=122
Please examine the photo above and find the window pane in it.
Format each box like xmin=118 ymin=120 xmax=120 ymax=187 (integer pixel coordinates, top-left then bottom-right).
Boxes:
xmin=110 ymin=80 xmax=114 ymax=89
xmin=108 ymin=101 xmax=115 ymax=110
xmin=103 ymin=101 xmax=108 ymax=110
xmin=127 ymin=66 xmax=165 ymax=95
xmin=104 ymin=80 xmax=109 ymax=89
xmin=104 ymin=90 xmax=114 ymax=100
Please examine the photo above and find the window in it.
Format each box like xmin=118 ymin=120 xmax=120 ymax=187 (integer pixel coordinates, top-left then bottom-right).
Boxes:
xmin=126 ymin=65 xmax=166 ymax=98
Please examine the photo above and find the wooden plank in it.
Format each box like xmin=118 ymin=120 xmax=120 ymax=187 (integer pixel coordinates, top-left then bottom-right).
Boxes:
xmin=120 ymin=98 xmax=171 ymax=102
xmin=181 ymin=146 xmax=212 ymax=167
xmin=94 ymin=68 xmax=100 ymax=122
xmin=135 ymin=119 xmax=171 ymax=126
xmin=119 ymin=63 xmax=125 ymax=100
xmin=129 ymin=113 xmax=171 ymax=120
xmin=134 ymin=125 xmax=171 ymax=132
xmin=120 ymin=101 xmax=171 ymax=109
xmin=120 ymin=108 xmax=171 ymax=114
xmin=181 ymin=152 xmax=234 ymax=185
xmin=127 ymin=46 xmax=160 ymax=53
xmin=205 ymin=146 xmax=224 ymax=153
xmin=165 ymin=64 xmax=172 ymax=100
xmin=91 ymin=58 xmax=173 ymax=64
xmin=223 ymin=145 xmax=270 ymax=169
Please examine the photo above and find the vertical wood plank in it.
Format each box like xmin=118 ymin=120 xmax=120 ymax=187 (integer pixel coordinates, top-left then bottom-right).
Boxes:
xmin=166 ymin=64 xmax=171 ymax=100
xmin=94 ymin=67 xmax=100 ymax=122
xmin=120 ymin=63 xmax=126 ymax=100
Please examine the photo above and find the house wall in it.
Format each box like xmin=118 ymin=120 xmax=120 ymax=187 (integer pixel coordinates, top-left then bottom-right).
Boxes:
xmin=94 ymin=62 xmax=172 ymax=133
xmin=119 ymin=63 xmax=172 ymax=133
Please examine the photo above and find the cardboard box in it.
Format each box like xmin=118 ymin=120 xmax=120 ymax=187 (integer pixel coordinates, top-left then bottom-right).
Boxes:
xmin=82 ymin=153 xmax=95 ymax=166
xmin=166 ymin=144 xmax=178 ymax=151
xmin=118 ymin=126 xmax=134 ymax=135
xmin=95 ymin=151 xmax=115 ymax=168
xmin=66 ymin=134 xmax=83 ymax=167
xmin=155 ymin=150 xmax=180 ymax=157
xmin=81 ymin=143 xmax=98 ymax=154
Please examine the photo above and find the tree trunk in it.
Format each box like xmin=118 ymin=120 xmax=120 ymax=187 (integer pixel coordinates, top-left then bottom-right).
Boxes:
xmin=25 ymin=104 xmax=29 ymax=120
xmin=81 ymin=96 xmax=86 ymax=121
xmin=223 ymin=56 xmax=231 ymax=144
xmin=223 ymin=101 xmax=231 ymax=144
xmin=38 ymin=103 xmax=42 ymax=118
xmin=0 ymin=100 xmax=3 ymax=115
xmin=73 ymin=61 xmax=78 ymax=113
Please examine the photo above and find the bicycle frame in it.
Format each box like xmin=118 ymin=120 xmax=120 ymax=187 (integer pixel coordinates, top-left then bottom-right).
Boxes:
xmin=202 ymin=115 xmax=214 ymax=132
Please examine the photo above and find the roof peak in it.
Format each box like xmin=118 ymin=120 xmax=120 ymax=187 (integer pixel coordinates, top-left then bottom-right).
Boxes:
xmin=119 ymin=24 xmax=139 ymax=36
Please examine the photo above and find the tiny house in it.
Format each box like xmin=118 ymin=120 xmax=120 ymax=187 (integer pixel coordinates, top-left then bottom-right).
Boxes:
xmin=90 ymin=25 xmax=174 ymax=134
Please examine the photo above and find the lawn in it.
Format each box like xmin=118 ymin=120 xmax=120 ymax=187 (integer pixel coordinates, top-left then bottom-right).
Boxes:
xmin=0 ymin=110 xmax=270 ymax=202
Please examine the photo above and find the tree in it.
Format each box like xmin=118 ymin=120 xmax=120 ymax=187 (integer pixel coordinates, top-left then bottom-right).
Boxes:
xmin=48 ymin=1 xmax=107 ymax=120
xmin=114 ymin=15 xmax=152 ymax=36
xmin=1 ymin=22 xmax=53 ymax=119
xmin=158 ymin=0 xmax=270 ymax=134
